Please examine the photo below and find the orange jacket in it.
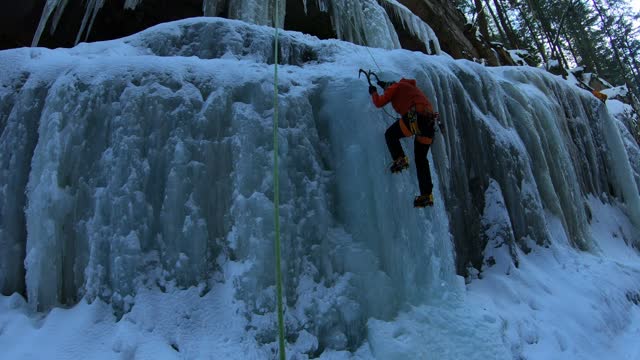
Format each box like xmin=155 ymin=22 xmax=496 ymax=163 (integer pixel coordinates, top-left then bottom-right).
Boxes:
xmin=371 ymin=78 xmax=433 ymax=115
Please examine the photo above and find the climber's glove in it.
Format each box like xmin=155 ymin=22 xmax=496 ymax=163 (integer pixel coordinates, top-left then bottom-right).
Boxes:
xmin=377 ymin=80 xmax=395 ymax=89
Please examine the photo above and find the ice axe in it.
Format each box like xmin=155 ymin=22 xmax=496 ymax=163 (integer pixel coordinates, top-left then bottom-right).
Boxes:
xmin=359 ymin=68 xmax=388 ymax=89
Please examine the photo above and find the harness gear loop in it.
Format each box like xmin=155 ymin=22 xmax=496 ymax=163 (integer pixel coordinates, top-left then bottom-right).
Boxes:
xmin=406 ymin=106 xmax=421 ymax=135
xmin=403 ymin=105 xmax=440 ymax=142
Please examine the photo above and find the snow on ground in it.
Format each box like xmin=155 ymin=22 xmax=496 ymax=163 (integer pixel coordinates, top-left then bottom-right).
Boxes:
xmin=2 ymin=197 xmax=639 ymax=359
xmin=607 ymin=99 xmax=633 ymax=117
xmin=466 ymin=196 xmax=640 ymax=360
xmin=507 ymin=49 xmax=531 ymax=66
xmin=0 ymin=261 xmax=272 ymax=360
xmin=601 ymin=86 xmax=629 ymax=100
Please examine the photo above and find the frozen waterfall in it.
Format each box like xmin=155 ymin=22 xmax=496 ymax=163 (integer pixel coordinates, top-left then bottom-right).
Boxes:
xmin=2 ymin=17 xmax=640 ymax=358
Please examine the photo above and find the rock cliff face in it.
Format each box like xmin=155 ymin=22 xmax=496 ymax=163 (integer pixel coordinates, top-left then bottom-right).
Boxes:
xmin=396 ymin=0 xmax=476 ymax=59
xmin=396 ymin=0 xmax=518 ymax=65
xmin=1 ymin=0 xmax=501 ymax=64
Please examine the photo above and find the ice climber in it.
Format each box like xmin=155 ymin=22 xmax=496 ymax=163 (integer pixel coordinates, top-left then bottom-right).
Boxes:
xmin=368 ymin=77 xmax=439 ymax=208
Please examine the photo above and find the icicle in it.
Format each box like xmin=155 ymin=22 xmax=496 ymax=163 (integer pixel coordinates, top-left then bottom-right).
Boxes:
xmin=31 ymin=0 xmax=64 ymax=47
xmin=378 ymin=0 xmax=441 ymax=54
xmin=124 ymin=0 xmax=142 ymax=10
xmin=85 ymin=0 xmax=106 ymax=42
xmin=335 ymin=0 xmax=369 ymax=45
xmin=326 ymin=0 xmax=399 ymax=49
xmin=362 ymin=0 xmax=401 ymax=49
xmin=50 ymin=0 xmax=70 ymax=33
xmin=228 ymin=0 xmax=286 ymax=28
xmin=312 ymin=0 xmax=330 ymax=12
xmin=33 ymin=0 xmax=109 ymax=47
xmin=602 ymin=109 xmax=640 ymax=231
xmin=203 ymin=0 xmax=226 ymax=17
xmin=74 ymin=0 xmax=105 ymax=45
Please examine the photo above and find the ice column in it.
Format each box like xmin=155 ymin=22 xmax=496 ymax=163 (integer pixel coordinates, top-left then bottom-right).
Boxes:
xmin=228 ymin=0 xmax=287 ymax=28
xmin=601 ymin=107 xmax=640 ymax=231
xmin=124 ymin=0 xmax=142 ymax=9
xmin=326 ymin=0 xmax=400 ymax=49
xmin=31 ymin=0 xmax=106 ymax=47
xmin=32 ymin=0 xmax=65 ymax=47
xmin=74 ymin=0 xmax=106 ymax=45
xmin=203 ymin=0 xmax=226 ymax=16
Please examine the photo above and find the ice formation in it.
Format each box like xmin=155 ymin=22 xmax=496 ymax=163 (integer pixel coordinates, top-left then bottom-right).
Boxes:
xmin=31 ymin=0 xmax=68 ymax=47
xmin=2 ymin=17 xmax=640 ymax=357
xmin=379 ymin=0 xmax=441 ymax=54
xmin=32 ymin=0 xmax=105 ymax=47
xmin=33 ymin=0 xmax=441 ymax=53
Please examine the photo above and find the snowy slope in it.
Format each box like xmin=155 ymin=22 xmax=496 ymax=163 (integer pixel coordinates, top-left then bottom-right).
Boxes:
xmin=1 ymin=17 xmax=639 ymax=359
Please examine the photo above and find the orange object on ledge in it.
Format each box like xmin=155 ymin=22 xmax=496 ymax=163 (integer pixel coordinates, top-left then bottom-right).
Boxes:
xmin=592 ymin=90 xmax=608 ymax=102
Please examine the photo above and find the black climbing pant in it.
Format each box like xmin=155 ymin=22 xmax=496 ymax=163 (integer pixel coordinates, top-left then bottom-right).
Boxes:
xmin=385 ymin=119 xmax=433 ymax=196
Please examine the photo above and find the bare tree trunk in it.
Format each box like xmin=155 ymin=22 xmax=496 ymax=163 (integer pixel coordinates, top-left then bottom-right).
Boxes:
xmin=625 ymin=40 xmax=640 ymax=82
xmin=509 ymin=0 xmax=548 ymax=62
xmin=498 ymin=0 xmax=521 ymax=48
xmin=591 ymin=0 xmax=635 ymax=90
xmin=559 ymin=44 xmax=571 ymax=71
xmin=492 ymin=0 xmax=520 ymax=48
xmin=621 ymin=38 xmax=640 ymax=93
xmin=484 ymin=0 xmax=508 ymax=44
xmin=549 ymin=0 xmax=579 ymax=70
xmin=563 ymin=34 xmax=580 ymax=67
xmin=473 ymin=0 xmax=491 ymax=40
xmin=523 ymin=0 xmax=561 ymax=63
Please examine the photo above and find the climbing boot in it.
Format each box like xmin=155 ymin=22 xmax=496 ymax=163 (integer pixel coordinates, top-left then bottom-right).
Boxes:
xmin=390 ymin=156 xmax=409 ymax=173
xmin=413 ymin=194 xmax=434 ymax=208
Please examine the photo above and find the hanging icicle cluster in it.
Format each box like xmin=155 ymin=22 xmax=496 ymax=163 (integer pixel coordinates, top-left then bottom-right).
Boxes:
xmin=32 ymin=0 xmax=106 ymax=47
xmin=31 ymin=0 xmax=441 ymax=54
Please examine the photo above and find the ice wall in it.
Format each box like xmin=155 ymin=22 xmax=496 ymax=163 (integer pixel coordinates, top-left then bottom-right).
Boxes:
xmin=431 ymin=64 xmax=640 ymax=270
xmin=3 ymin=17 xmax=640 ymax=353
xmin=3 ymin=21 xmax=459 ymax=352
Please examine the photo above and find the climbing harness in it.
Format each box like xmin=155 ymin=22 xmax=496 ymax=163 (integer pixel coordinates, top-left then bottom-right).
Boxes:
xmin=272 ymin=4 xmax=286 ymax=360
xmin=360 ymin=69 xmax=446 ymax=135
xmin=406 ymin=106 xmax=421 ymax=135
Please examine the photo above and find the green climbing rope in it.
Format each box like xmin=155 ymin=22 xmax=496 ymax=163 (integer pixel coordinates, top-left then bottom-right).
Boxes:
xmin=273 ymin=3 xmax=286 ymax=360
